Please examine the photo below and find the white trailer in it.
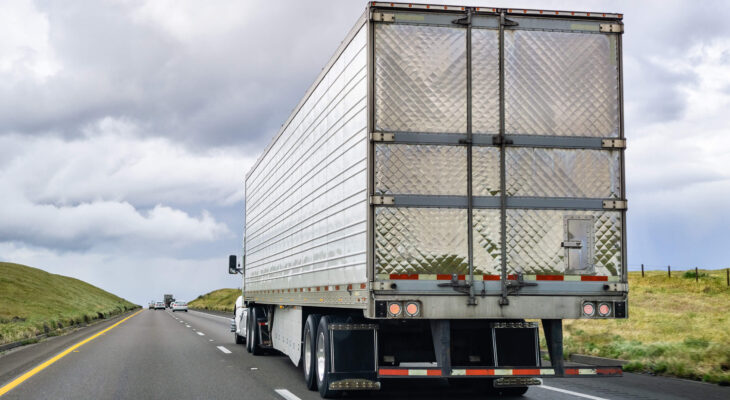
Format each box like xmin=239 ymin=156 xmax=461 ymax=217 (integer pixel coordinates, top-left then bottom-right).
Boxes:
xmin=230 ymin=2 xmax=627 ymax=397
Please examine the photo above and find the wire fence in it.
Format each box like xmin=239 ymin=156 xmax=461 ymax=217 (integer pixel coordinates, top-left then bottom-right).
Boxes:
xmin=627 ymin=264 xmax=730 ymax=286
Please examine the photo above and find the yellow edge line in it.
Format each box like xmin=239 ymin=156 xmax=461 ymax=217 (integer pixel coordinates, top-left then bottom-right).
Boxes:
xmin=0 ymin=309 xmax=143 ymax=397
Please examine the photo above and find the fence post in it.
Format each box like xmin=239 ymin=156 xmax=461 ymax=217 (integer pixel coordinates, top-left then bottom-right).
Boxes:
xmin=695 ymin=267 xmax=698 ymax=282
xmin=668 ymin=265 xmax=671 ymax=278
xmin=727 ymin=268 xmax=729 ymax=287
xmin=641 ymin=264 xmax=644 ymax=278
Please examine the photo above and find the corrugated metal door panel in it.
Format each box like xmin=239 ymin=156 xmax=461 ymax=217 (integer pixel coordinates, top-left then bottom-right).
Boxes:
xmin=506 ymin=210 xmax=622 ymax=277
xmin=375 ymin=24 xmax=467 ymax=133
xmin=504 ymin=30 xmax=619 ymax=137
xmin=471 ymin=28 xmax=500 ymax=134
xmin=375 ymin=208 xmax=468 ymax=275
xmin=375 ymin=144 xmax=466 ymax=196
xmin=505 ymin=148 xmax=621 ymax=199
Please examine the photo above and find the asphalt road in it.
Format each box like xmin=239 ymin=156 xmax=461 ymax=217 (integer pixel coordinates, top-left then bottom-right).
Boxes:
xmin=0 ymin=309 xmax=728 ymax=400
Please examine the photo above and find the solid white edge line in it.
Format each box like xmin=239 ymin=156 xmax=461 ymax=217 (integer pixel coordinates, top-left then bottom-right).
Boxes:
xmin=539 ymin=385 xmax=610 ymax=400
xmin=196 ymin=332 xmax=205 ymax=336
xmin=274 ymin=389 xmax=302 ymax=400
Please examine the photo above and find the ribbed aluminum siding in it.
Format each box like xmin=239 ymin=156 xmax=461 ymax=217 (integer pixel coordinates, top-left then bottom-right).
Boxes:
xmin=245 ymin=26 xmax=368 ymax=291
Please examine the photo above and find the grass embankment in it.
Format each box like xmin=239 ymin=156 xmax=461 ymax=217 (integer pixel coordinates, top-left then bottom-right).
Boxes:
xmin=562 ymin=269 xmax=730 ymax=385
xmin=188 ymin=288 xmax=240 ymax=312
xmin=0 ymin=262 xmax=138 ymax=346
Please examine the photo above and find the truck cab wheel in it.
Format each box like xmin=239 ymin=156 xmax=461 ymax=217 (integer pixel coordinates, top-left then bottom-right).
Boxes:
xmin=315 ymin=316 xmax=341 ymax=398
xmin=245 ymin=307 xmax=255 ymax=353
xmin=249 ymin=306 xmax=264 ymax=356
xmin=234 ymin=332 xmax=244 ymax=345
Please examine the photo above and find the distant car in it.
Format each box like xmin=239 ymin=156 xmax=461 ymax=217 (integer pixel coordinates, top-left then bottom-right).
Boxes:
xmin=154 ymin=301 xmax=165 ymax=310
xmin=172 ymin=301 xmax=188 ymax=312
xmin=148 ymin=302 xmax=154 ymax=309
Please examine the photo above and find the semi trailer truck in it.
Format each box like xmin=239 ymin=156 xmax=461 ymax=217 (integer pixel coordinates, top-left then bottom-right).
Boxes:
xmin=229 ymin=2 xmax=627 ymax=397
xmin=164 ymin=294 xmax=174 ymax=308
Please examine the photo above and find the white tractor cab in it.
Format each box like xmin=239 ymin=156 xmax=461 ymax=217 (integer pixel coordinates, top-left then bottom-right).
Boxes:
xmin=231 ymin=295 xmax=248 ymax=345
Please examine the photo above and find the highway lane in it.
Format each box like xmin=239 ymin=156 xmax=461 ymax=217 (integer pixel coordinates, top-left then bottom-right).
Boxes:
xmin=1 ymin=309 xmax=728 ymax=399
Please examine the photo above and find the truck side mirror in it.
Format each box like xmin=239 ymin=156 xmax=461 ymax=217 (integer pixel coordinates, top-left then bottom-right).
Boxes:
xmin=228 ymin=255 xmax=239 ymax=274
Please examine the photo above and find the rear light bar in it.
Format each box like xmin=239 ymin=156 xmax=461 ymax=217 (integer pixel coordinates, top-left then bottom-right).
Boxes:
xmin=377 ymin=301 xmax=422 ymax=318
xmin=582 ymin=301 xmax=626 ymax=318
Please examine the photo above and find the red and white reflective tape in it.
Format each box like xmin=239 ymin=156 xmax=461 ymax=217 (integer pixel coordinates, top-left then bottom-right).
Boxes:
xmin=378 ymin=367 xmax=621 ymax=377
xmin=375 ymin=274 xmax=619 ymax=282
xmin=248 ymin=282 xmax=368 ymax=295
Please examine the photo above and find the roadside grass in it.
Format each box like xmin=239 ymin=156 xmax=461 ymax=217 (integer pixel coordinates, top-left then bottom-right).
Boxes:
xmin=188 ymin=288 xmax=240 ymax=312
xmin=562 ymin=269 xmax=730 ymax=385
xmin=0 ymin=262 xmax=138 ymax=346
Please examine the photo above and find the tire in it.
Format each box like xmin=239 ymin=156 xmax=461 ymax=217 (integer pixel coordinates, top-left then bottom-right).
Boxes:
xmin=249 ymin=306 xmax=264 ymax=356
xmin=302 ymin=314 xmax=320 ymax=390
xmin=245 ymin=307 xmax=254 ymax=354
xmin=315 ymin=316 xmax=341 ymax=398
xmin=234 ymin=332 xmax=244 ymax=345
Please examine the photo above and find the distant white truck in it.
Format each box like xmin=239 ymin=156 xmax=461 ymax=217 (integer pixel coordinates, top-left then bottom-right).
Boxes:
xmin=231 ymin=295 xmax=248 ymax=344
xmin=230 ymin=2 xmax=627 ymax=398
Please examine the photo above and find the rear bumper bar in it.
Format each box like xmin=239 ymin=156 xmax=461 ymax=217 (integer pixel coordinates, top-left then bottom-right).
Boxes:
xmin=378 ymin=366 xmax=622 ymax=378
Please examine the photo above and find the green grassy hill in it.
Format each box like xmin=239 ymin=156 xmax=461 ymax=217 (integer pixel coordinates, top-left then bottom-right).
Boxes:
xmin=188 ymin=288 xmax=240 ymax=312
xmin=562 ymin=269 xmax=730 ymax=385
xmin=0 ymin=262 xmax=138 ymax=346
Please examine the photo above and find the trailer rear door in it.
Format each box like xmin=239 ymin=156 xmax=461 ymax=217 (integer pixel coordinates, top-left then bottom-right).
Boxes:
xmin=370 ymin=7 xmax=625 ymax=297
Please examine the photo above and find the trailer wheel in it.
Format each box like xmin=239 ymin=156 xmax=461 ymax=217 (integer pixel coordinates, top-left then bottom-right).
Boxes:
xmin=234 ymin=332 xmax=244 ymax=345
xmin=302 ymin=314 xmax=320 ymax=390
xmin=315 ymin=316 xmax=341 ymax=398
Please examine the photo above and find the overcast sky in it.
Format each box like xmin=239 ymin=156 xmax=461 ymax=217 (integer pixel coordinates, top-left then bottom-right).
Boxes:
xmin=1 ymin=0 xmax=729 ymax=306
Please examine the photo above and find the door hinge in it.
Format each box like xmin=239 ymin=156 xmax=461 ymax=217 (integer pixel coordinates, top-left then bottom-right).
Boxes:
xmin=603 ymin=283 xmax=628 ymax=292
xmin=372 ymin=12 xmax=395 ymax=22
xmin=561 ymin=241 xmax=583 ymax=249
xmin=370 ymin=195 xmax=395 ymax=205
xmin=602 ymin=138 xmax=626 ymax=149
xmin=370 ymin=132 xmax=395 ymax=142
xmin=599 ymin=23 xmax=623 ymax=33
xmin=603 ymin=200 xmax=628 ymax=210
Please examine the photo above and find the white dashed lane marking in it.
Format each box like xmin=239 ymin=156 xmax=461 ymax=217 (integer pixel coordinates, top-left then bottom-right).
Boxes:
xmin=217 ymin=346 xmax=231 ymax=354
xmin=275 ymin=389 xmax=301 ymax=400
xmin=538 ymin=385 xmax=610 ymax=400
xmin=196 ymin=332 xmax=205 ymax=336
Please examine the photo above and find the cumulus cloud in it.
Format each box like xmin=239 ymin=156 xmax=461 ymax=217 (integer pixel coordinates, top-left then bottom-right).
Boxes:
xmin=0 ymin=0 xmax=367 ymax=148
xmin=0 ymin=0 xmax=60 ymax=81
xmin=0 ymin=118 xmax=255 ymax=251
